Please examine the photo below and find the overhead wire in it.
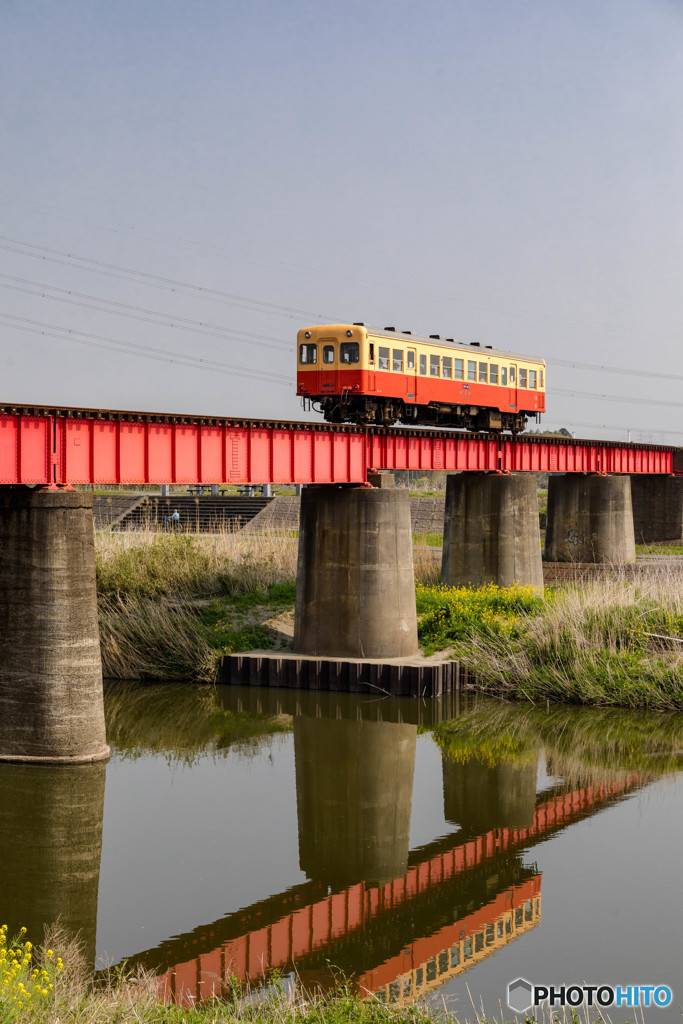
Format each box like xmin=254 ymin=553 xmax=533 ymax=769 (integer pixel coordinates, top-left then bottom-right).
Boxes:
xmin=0 ymin=312 xmax=292 ymax=387
xmin=0 ymin=274 xmax=294 ymax=352
xmin=550 ymin=387 xmax=683 ymax=410
xmin=1 ymin=192 xmax=681 ymax=341
xmin=0 ymin=235 xmax=337 ymax=322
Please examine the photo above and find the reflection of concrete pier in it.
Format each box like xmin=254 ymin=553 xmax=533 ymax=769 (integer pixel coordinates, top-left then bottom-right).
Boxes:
xmin=0 ymin=762 xmax=105 ymax=967
xmin=443 ymin=756 xmax=538 ymax=836
xmin=294 ymin=715 xmax=417 ymax=888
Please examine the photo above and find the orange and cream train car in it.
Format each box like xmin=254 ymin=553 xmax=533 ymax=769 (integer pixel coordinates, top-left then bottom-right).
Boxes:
xmin=297 ymin=324 xmax=546 ymax=432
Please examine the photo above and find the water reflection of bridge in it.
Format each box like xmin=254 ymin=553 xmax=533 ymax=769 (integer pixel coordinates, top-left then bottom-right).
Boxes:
xmin=138 ymin=693 xmax=644 ymax=1007
xmin=0 ymin=688 xmax=648 ymax=1007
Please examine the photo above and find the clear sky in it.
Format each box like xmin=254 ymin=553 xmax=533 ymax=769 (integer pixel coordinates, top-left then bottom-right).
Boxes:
xmin=1 ymin=0 xmax=682 ymax=441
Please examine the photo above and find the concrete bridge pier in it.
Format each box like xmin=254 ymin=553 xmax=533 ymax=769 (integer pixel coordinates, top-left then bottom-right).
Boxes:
xmin=545 ymin=474 xmax=636 ymax=563
xmin=294 ymin=482 xmax=418 ymax=658
xmin=630 ymin=475 xmax=683 ymax=543
xmin=294 ymin=714 xmax=417 ymax=888
xmin=0 ymin=487 xmax=109 ymax=763
xmin=441 ymin=472 xmax=543 ymax=590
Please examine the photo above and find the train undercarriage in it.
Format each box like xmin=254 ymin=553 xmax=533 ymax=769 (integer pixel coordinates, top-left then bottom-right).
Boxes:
xmin=314 ymin=395 xmax=530 ymax=433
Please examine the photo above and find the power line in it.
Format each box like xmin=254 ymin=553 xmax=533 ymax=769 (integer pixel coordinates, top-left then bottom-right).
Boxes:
xmin=0 ymin=274 xmax=293 ymax=352
xmin=550 ymin=387 xmax=683 ymax=409
xmin=0 ymin=235 xmax=339 ymax=323
xmin=0 ymin=312 xmax=292 ymax=386
xmin=542 ymin=419 xmax=683 ymax=439
xmin=1 ymin=192 xmax=681 ymax=342
xmin=547 ymin=357 xmax=683 ymax=384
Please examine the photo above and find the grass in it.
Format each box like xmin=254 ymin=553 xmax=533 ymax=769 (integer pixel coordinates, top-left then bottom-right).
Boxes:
xmin=96 ymin=529 xmax=441 ymax=681
xmin=1 ymin=928 xmax=645 ymax=1023
xmin=96 ymin=529 xmax=683 ymax=705
xmin=416 ymin=572 xmax=683 ymax=710
xmin=636 ymin=542 xmax=683 ymax=555
xmin=413 ymin=532 xmax=443 ymax=546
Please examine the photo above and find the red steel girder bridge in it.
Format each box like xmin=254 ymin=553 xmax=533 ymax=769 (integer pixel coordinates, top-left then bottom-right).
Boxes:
xmin=0 ymin=404 xmax=680 ymax=486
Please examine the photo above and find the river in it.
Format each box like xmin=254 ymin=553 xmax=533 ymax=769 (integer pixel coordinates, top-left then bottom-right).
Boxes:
xmin=1 ymin=683 xmax=682 ymax=1020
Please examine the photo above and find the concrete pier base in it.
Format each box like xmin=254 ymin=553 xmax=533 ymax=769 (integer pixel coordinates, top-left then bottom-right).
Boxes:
xmin=441 ymin=472 xmax=543 ymax=590
xmin=630 ymin=475 xmax=683 ymax=543
xmin=545 ymin=475 xmax=636 ymax=563
xmin=294 ymin=715 xmax=417 ymax=887
xmin=294 ymin=485 xmax=418 ymax=659
xmin=0 ymin=487 xmax=109 ymax=763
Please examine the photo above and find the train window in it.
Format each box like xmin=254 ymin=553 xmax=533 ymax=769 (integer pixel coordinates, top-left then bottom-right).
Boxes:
xmin=369 ymin=343 xmax=375 ymax=364
xmin=467 ymin=360 xmax=476 ymax=381
xmin=378 ymin=346 xmax=390 ymax=370
xmin=299 ymin=343 xmax=317 ymax=364
xmin=340 ymin=342 xmax=359 ymax=363
xmin=463 ymin=937 xmax=472 ymax=960
xmin=474 ymin=933 xmax=484 ymax=953
xmin=478 ymin=362 xmax=487 ymax=383
xmin=501 ymin=366 xmax=507 ymax=386
xmin=407 ymin=350 xmax=415 ymax=370
xmin=454 ymin=358 xmax=463 ymax=380
xmin=529 ymin=369 xmax=536 ymax=389
xmin=519 ymin=368 xmax=527 ymax=388
xmin=450 ymin=945 xmax=460 ymax=967
xmin=430 ymin=354 xmax=440 ymax=376
xmin=393 ymin=349 xmax=404 ymax=372
xmin=539 ymin=369 xmax=544 ymax=388
xmin=490 ymin=364 xmax=498 ymax=384
xmin=509 ymin=366 xmax=515 ymax=383
xmin=419 ymin=354 xmax=427 ymax=375
xmin=323 ymin=345 xmax=335 ymax=364
xmin=442 ymin=357 xmax=452 ymax=378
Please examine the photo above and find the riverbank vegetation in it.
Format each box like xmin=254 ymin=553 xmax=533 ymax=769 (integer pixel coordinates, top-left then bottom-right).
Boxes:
xmin=95 ymin=529 xmax=683 ymax=709
xmin=417 ymin=573 xmax=683 ymax=710
xmin=1 ymin=926 xmax=641 ymax=1024
xmin=95 ymin=530 xmax=439 ymax=681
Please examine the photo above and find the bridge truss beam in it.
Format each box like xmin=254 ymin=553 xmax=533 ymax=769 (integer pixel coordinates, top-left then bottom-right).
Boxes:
xmin=0 ymin=406 xmax=678 ymax=486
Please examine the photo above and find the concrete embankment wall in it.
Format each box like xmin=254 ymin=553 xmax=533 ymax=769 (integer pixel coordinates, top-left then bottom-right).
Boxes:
xmin=243 ymin=494 xmax=446 ymax=534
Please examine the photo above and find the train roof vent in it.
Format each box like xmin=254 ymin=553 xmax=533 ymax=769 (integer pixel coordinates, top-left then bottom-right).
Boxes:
xmin=470 ymin=342 xmax=480 ymax=347
xmin=384 ymin=326 xmax=395 ymax=331
xmin=446 ymin=337 xmax=454 ymax=342
xmin=353 ymin=322 xmax=364 ymax=326
xmin=485 ymin=345 xmax=493 ymax=349
xmin=429 ymin=334 xmax=440 ymax=339
xmin=402 ymin=330 xmax=412 ymax=335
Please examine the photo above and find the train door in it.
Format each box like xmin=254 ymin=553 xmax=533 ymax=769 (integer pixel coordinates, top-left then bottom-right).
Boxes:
xmin=406 ymin=348 xmax=417 ymax=402
xmin=320 ymin=338 xmax=337 ymax=395
xmin=506 ymin=362 xmax=518 ymax=411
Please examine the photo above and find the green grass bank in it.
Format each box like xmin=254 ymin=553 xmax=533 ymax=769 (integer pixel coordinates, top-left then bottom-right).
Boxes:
xmin=95 ymin=530 xmax=683 ymax=709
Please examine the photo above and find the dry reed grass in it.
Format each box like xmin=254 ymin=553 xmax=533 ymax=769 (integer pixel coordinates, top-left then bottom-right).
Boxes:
xmin=455 ymin=565 xmax=683 ymax=709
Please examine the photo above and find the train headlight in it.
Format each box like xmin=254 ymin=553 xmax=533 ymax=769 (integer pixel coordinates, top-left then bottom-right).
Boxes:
xmin=346 ymin=330 xmax=353 ymax=337
xmin=304 ymin=331 xmax=311 ymax=338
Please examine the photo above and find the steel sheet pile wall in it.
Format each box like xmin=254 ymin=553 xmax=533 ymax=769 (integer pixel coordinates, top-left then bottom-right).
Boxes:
xmin=0 ymin=409 xmax=677 ymax=485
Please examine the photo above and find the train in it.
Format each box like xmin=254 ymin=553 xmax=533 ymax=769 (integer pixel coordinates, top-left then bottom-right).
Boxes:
xmin=296 ymin=323 xmax=546 ymax=432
